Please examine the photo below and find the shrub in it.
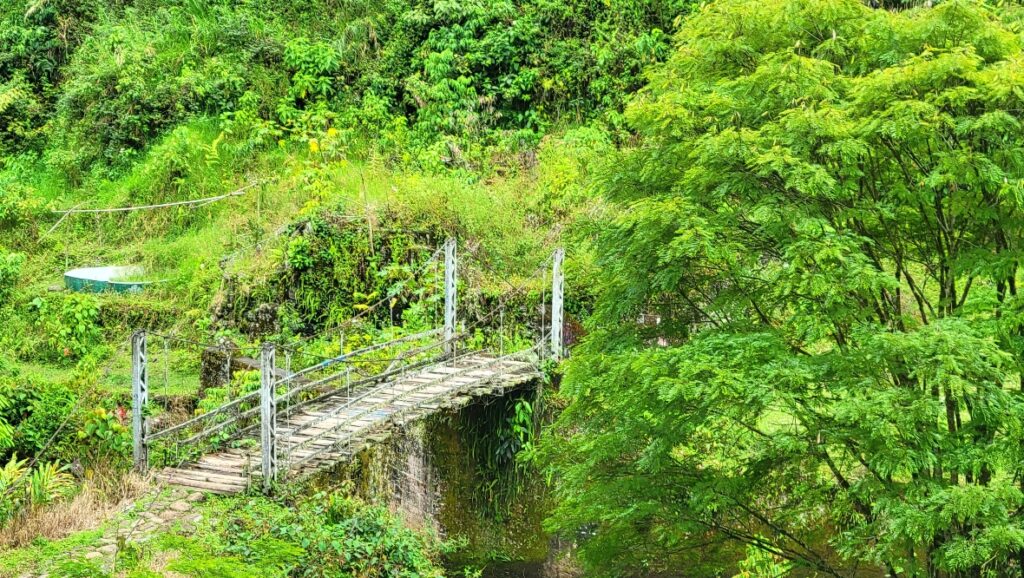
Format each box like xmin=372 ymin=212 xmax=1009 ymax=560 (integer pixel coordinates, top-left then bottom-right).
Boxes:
xmin=0 ymin=0 xmax=102 ymax=157
xmin=76 ymin=407 xmax=131 ymax=466
xmin=0 ymin=160 xmax=45 ymax=233
xmin=276 ymin=37 xmax=341 ymax=138
xmin=0 ymin=249 xmax=23 ymax=302
xmin=47 ymin=4 xmax=278 ymax=178
xmin=0 ymin=455 xmax=74 ymax=526
xmin=0 ymin=76 xmax=44 ymax=155
xmin=31 ymin=294 xmax=102 ymax=362
xmin=195 ymin=491 xmax=444 ymax=577
xmin=7 ymin=381 xmax=76 ymax=461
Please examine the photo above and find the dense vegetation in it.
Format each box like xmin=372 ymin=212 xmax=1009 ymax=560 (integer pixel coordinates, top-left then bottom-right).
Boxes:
xmin=546 ymin=0 xmax=1024 ymax=576
xmin=0 ymin=0 xmax=686 ymax=176
xmin=7 ymin=0 xmax=1024 ymax=576
xmin=0 ymin=0 xmax=678 ymax=575
xmin=1 ymin=490 xmax=448 ymax=577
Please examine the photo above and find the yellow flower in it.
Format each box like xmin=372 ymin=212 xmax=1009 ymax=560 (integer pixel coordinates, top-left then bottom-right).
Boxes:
xmin=326 ymin=127 xmax=339 ymax=138
xmin=308 ymin=138 xmax=320 ymax=153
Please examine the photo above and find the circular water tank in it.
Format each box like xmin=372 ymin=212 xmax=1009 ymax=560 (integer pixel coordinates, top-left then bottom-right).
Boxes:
xmin=64 ymin=266 xmax=154 ymax=294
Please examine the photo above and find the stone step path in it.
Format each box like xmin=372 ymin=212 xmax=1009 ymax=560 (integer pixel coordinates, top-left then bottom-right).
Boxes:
xmin=155 ymin=353 xmax=539 ymax=494
xmin=65 ymin=487 xmax=205 ymax=575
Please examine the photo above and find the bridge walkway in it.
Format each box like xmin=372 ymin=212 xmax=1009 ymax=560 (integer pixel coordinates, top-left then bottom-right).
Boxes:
xmin=132 ymin=239 xmax=561 ymax=495
xmin=154 ymin=352 xmax=539 ymax=493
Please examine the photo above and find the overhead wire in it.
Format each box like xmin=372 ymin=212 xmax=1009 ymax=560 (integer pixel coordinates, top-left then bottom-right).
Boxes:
xmin=50 ymin=181 xmax=262 ymax=215
xmin=137 ymin=240 xmax=559 ymax=484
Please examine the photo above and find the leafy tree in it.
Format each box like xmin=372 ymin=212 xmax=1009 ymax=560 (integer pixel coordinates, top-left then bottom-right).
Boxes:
xmin=0 ymin=0 xmax=102 ymax=156
xmin=545 ymin=0 xmax=1024 ymax=576
xmin=0 ymin=0 xmax=101 ymax=90
xmin=1 ymin=0 xmax=693 ymax=176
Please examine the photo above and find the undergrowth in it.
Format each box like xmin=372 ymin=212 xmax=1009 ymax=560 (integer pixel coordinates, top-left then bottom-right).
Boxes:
xmin=0 ymin=0 xmax=627 ymax=573
xmin=0 ymin=491 xmax=449 ymax=578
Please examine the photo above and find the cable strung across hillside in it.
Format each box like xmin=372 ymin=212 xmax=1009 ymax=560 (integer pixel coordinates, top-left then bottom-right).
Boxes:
xmin=49 ymin=181 xmax=262 ymax=215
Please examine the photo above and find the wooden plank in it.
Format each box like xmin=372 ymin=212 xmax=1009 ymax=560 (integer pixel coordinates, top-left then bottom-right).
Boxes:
xmin=157 ymin=469 xmax=246 ymax=486
xmin=198 ymin=453 xmax=249 ymax=465
xmin=282 ymin=434 xmax=343 ymax=450
xmin=181 ymin=462 xmax=245 ymax=477
xmin=157 ymin=475 xmax=245 ymax=494
xmin=161 ymin=467 xmax=247 ymax=485
xmin=219 ymin=448 xmax=262 ymax=462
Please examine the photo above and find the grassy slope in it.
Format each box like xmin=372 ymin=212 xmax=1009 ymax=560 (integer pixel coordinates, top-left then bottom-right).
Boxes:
xmin=0 ymin=76 xmax=597 ymax=578
xmin=13 ymin=135 xmax=574 ymax=379
xmin=0 ymin=0 xmax=624 ymax=572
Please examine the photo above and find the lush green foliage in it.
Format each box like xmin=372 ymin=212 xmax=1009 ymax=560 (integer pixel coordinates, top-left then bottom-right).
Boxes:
xmin=4 ymin=378 xmax=76 ymax=459
xmin=76 ymin=407 xmax=131 ymax=465
xmin=0 ymin=491 xmax=447 ymax=577
xmin=2 ymin=0 xmax=691 ymax=178
xmin=32 ymin=293 xmax=102 ymax=361
xmin=545 ymin=1 xmax=1024 ymax=576
xmin=0 ymin=248 xmax=23 ymax=302
xmin=0 ymin=0 xmax=101 ymax=155
xmin=150 ymin=492 xmax=442 ymax=577
xmin=0 ymin=454 xmax=74 ymax=526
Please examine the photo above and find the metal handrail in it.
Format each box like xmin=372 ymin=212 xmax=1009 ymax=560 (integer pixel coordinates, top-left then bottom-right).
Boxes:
xmin=148 ymin=389 xmax=259 ymax=442
xmin=274 ymin=331 xmax=473 ymax=406
xmin=150 ymin=331 xmax=443 ymax=444
xmin=278 ymin=328 xmax=443 ymax=385
xmin=281 ymin=345 xmax=540 ymax=472
xmin=230 ymin=354 xmax=443 ymax=441
xmin=177 ymin=404 xmax=260 ymax=446
xmin=277 ymin=347 xmax=488 ymax=458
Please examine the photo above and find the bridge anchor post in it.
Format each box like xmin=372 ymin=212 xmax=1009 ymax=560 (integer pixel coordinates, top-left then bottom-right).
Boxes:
xmin=131 ymin=330 xmax=149 ymax=473
xmin=260 ymin=343 xmax=277 ymax=493
xmin=444 ymin=237 xmax=457 ymax=357
xmin=551 ymin=249 xmax=565 ymax=360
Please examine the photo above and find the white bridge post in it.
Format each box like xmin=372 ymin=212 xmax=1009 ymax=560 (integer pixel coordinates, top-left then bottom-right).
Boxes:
xmin=131 ymin=330 xmax=149 ymax=473
xmin=551 ymin=249 xmax=565 ymax=360
xmin=260 ymin=343 xmax=277 ymax=493
xmin=444 ymin=238 xmax=457 ymax=357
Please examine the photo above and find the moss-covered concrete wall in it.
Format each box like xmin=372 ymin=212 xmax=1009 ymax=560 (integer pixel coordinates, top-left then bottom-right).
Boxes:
xmin=312 ymin=383 xmax=568 ymax=574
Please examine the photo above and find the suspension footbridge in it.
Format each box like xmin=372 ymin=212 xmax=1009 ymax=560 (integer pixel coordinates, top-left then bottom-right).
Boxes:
xmin=129 ymin=240 xmax=565 ymax=494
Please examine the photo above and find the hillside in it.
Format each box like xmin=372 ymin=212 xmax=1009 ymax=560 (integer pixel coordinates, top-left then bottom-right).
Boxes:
xmin=7 ymin=0 xmax=1024 ymax=577
xmin=0 ymin=0 xmax=683 ymax=575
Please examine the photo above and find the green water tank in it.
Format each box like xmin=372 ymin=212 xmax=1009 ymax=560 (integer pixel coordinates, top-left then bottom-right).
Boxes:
xmin=64 ymin=266 xmax=153 ymax=294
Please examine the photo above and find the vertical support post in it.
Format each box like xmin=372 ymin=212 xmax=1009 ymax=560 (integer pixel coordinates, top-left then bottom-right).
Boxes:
xmin=131 ymin=330 xmax=149 ymax=473
xmin=444 ymin=237 xmax=458 ymax=357
xmin=260 ymin=343 xmax=277 ymax=493
xmin=551 ymin=249 xmax=565 ymax=360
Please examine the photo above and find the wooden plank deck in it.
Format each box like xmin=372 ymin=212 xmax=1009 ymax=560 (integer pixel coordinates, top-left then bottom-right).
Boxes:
xmin=154 ymin=353 xmax=540 ymax=494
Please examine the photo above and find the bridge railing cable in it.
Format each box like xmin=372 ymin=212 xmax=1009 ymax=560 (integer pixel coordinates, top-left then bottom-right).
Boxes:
xmin=269 ymin=330 xmax=476 ymax=472
xmin=277 ymin=345 xmax=485 ymax=468
xmin=129 ymin=239 xmax=565 ymax=493
xmin=138 ymin=243 xmax=450 ymax=477
xmin=274 ymin=258 xmax=560 ymax=479
xmin=275 ymin=328 xmax=443 ymax=388
xmin=281 ymin=344 xmax=541 ymax=475
xmin=274 ymin=334 xmax=485 ymax=446
xmin=139 ymin=332 xmax=265 ymax=469
xmin=282 ymin=343 xmax=544 ymax=477
xmin=453 ymin=244 xmax=558 ymax=350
